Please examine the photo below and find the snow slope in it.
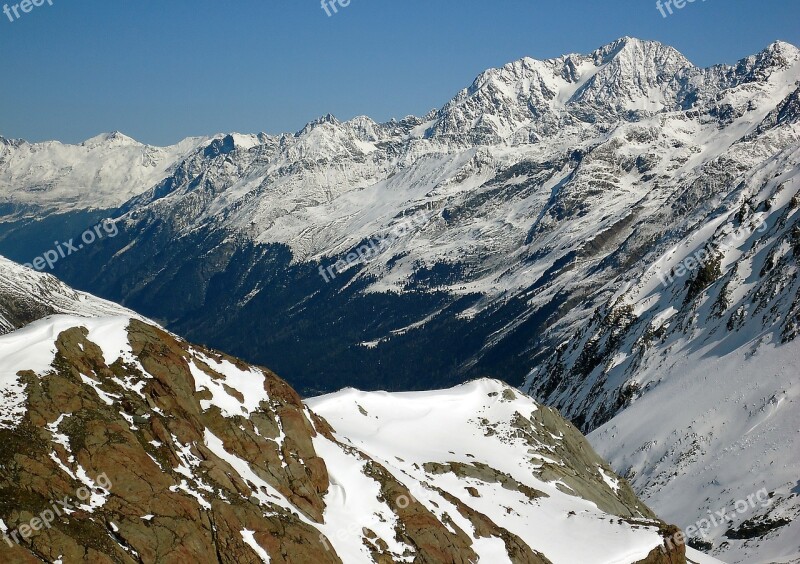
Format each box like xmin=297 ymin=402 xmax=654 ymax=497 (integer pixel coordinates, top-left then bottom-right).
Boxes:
xmin=0 ymin=254 xmax=133 ymax=334
xmin=307 ymin=381 xmax=679 ymax=564
xmin=589 ymin=335 xmax=799 ymax=564
xmin=525 ymin=134 xmax=800 ymax=564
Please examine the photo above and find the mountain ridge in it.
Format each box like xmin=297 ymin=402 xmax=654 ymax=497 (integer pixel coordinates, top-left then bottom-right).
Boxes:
xmin=2 ymin=37 xmax=797 ymax=182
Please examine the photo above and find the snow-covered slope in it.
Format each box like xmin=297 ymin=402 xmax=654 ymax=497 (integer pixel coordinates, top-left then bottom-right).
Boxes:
xmin=588 ymin=332 xmax=799 ymax=564
xmin=0 ymin=310 xmax=693 ymax=563
xmin=514 ymin=156 xmax=800 ymax=563
xmin=520 ymin=96 xmax=800 ymax=563
xmin=0 ymin=254 xmax=133 ymax=334
xmin=308 ymin=380 xmax=711 ymax=564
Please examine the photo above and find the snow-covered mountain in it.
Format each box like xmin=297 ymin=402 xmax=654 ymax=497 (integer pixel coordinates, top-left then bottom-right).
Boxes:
xmin=1 ymin=37 xmax=799 ymax=563
xmin=0 ymin=282 xmax=699 ymax=562
xmin=0 ymin=132 xmax=214 ymax=218
xmin=587 ymin=323 xmax=799 ymax=564
xmin=27 ymin=37 xmax=798 ymax=380
xmin=527 ymin=146 xmax=800 ymax=563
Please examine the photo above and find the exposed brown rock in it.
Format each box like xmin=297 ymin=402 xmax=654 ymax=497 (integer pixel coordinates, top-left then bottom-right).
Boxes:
xmin=632 ymin=525 xmax=687 ymax=564
xmin=362 ymin=459 xmax=479 ymax=564
xmin=423 ymin=461 xmax=547 ymax=501
xmin=511 ymin=406 xmax=656 ymax=519
xmin=0 ymin=319 xmax=341 ymax=563
xmin=434 ymin=487 xmax=552 ymax=564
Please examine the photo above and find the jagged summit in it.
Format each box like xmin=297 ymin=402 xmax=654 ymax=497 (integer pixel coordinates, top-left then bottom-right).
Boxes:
xmin=80 ymin=130 xmax=140 ymax=147
xmin=762 ymin=39 xmax=800 ymax=59
xmin=296 ymin=112 xmax=341 ymax=136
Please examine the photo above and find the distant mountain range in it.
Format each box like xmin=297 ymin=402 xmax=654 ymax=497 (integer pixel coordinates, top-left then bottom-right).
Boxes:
xmin=1 ymin=36 xmax=799 ymax=563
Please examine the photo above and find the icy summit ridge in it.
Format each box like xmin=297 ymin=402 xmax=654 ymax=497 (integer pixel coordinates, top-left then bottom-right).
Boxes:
xmin=5 ymin=36 xmax=796 ymax=155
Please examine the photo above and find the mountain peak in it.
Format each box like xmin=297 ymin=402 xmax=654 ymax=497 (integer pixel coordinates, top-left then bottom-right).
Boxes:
xmin=761 ymin=39 xmax=800 ymax=62
xmin=600 ymin=35 xmax=650 ymax=49
xmin=591 ymin=36 xmax=690 ymax=67
xmin=80 ymin=131 xmax=140 ymax=148
xmin=297 ymin=113 xmax=341 ymax=137
xmin=427 ymin=36 xmax=695 ymax=142
xmin=0 ymin=135 xmax=23 ymax=148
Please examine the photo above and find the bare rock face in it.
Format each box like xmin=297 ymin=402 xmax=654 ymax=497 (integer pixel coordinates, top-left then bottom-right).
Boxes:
xmin=1 ymin=319 xmax=339 ymax=563
xmin=0 ymin=315 xmax=687 ymax=563
xmin=632 ymin=526 xmax=687 ymax=564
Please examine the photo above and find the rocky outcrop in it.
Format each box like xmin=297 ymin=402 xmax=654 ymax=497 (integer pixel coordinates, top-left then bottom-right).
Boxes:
xmin=0 ymin=314 xmax=687 ymax=563
xmin=1 ymin=319 xmax=339 ymax=563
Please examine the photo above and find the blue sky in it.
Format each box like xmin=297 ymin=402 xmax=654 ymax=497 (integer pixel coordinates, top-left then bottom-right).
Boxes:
xmin=1 ymin=0 xmax=798 ymax=146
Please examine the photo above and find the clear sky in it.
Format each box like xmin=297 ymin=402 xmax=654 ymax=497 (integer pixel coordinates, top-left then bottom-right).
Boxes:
xmin=1 ymin=0 xmax=798 ymax=146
